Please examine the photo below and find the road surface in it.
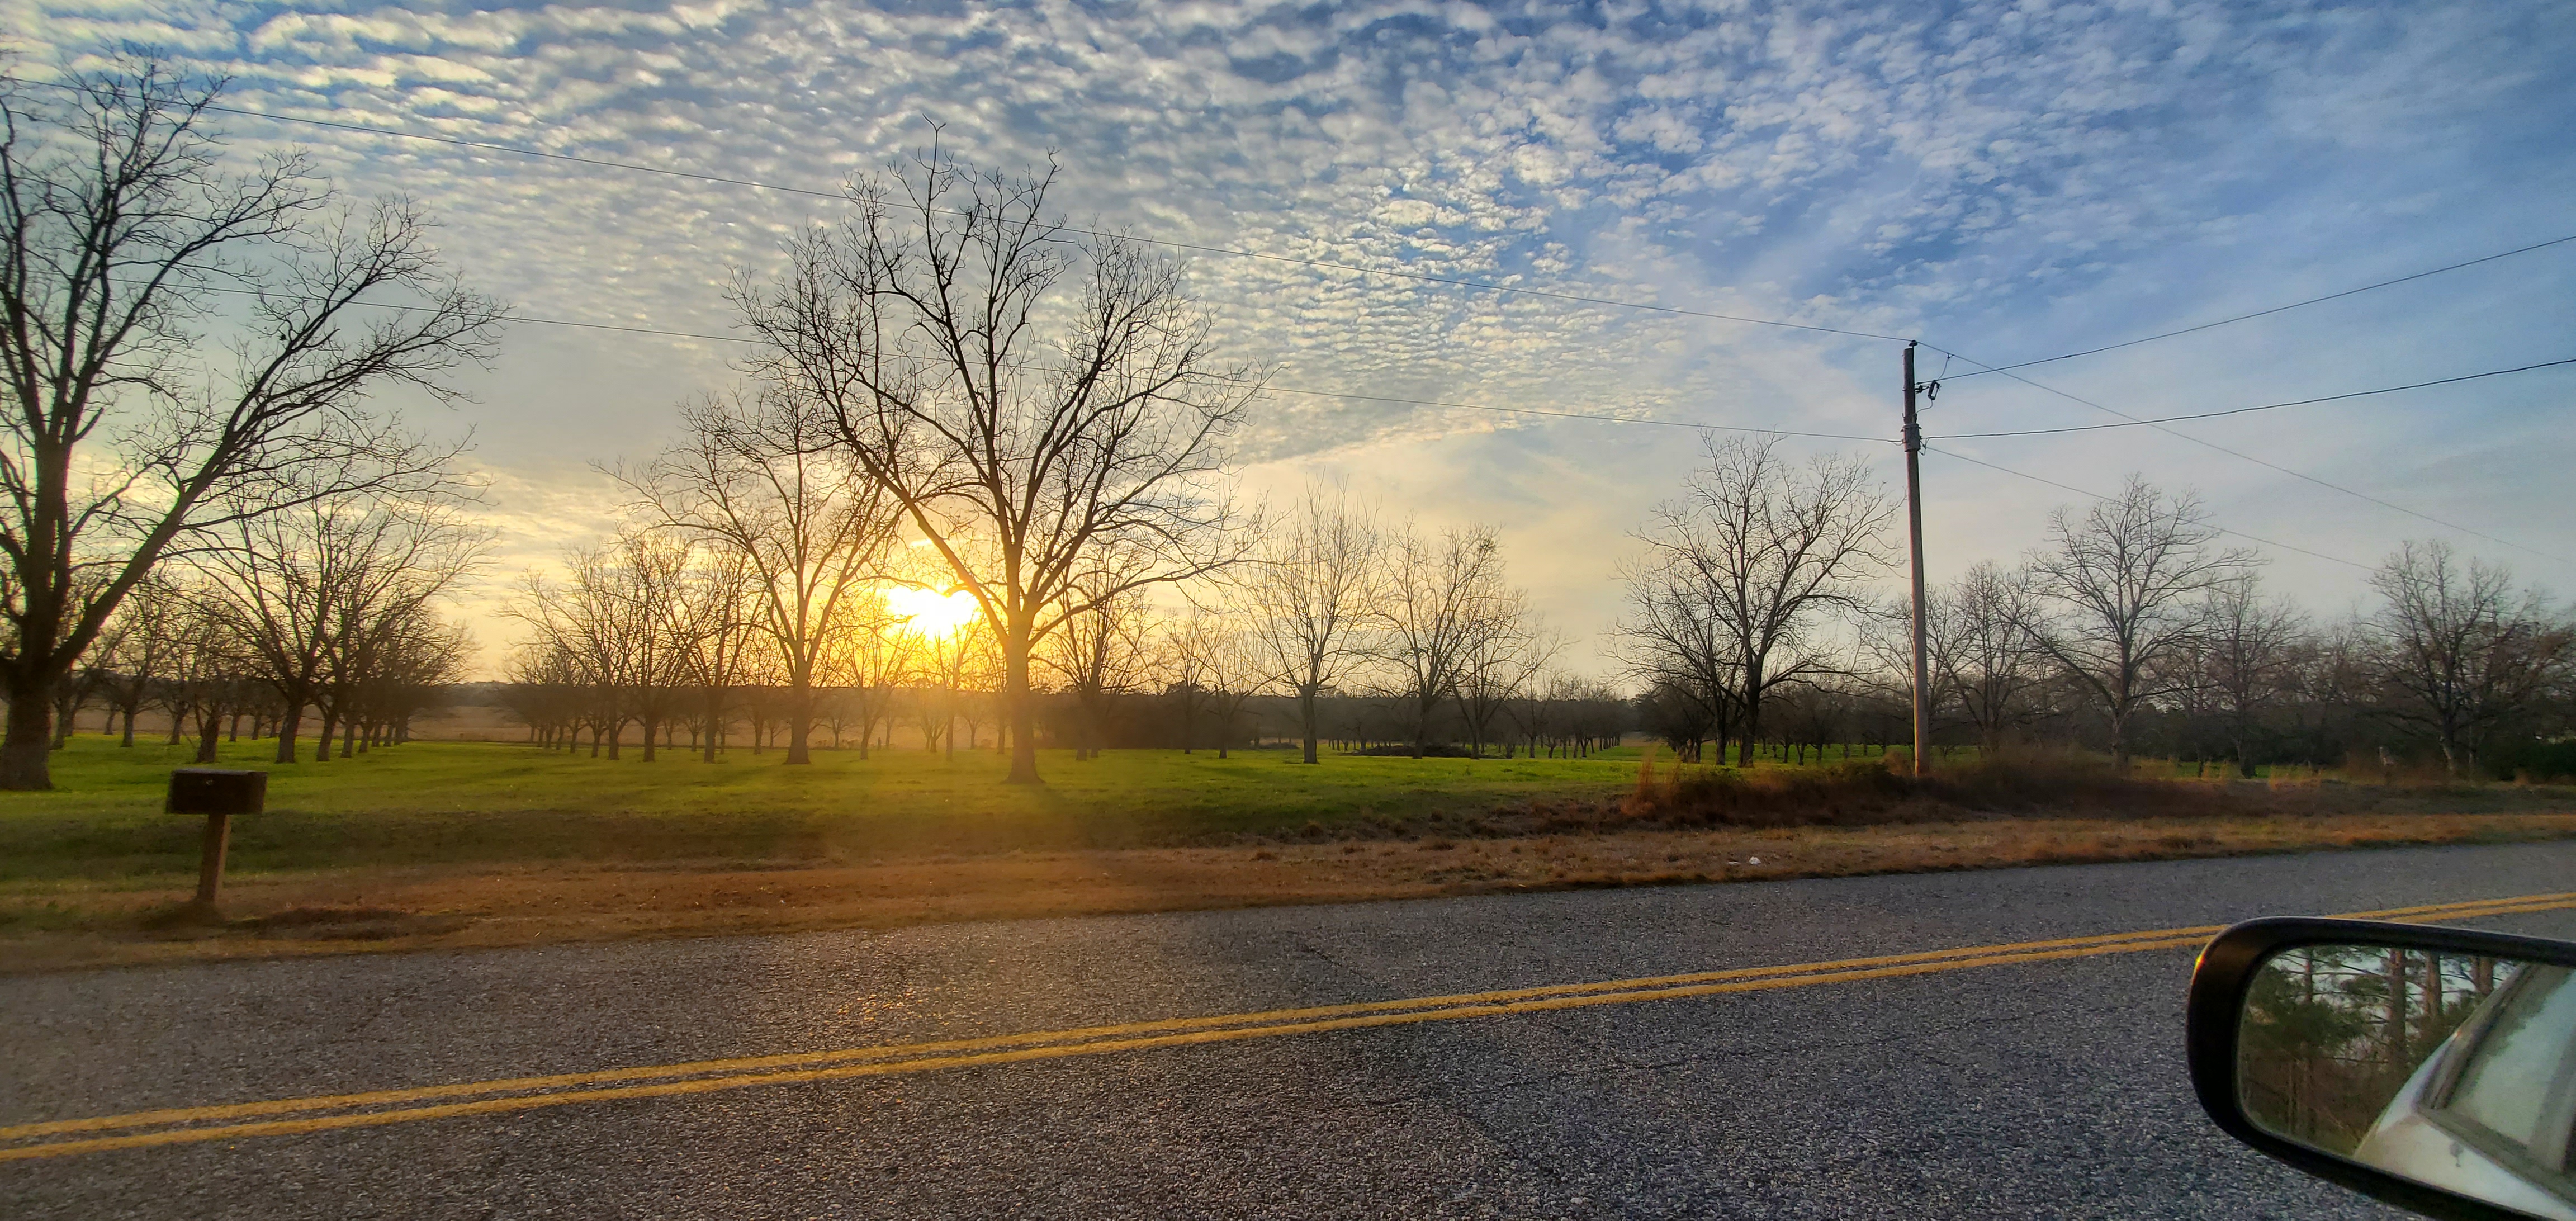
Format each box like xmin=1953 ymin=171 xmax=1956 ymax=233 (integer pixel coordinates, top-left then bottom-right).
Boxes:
xmin=7 ymin=841 xmax=2576 ymax=1219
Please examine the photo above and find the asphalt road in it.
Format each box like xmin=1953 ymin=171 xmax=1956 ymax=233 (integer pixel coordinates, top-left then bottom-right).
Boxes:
xmin=7 ymin=841 xmax=2576 ymax=1219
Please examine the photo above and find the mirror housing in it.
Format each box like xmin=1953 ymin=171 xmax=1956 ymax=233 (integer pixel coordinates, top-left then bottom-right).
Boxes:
xmin=2189 ymin=917 xmax=2576 ymax=1221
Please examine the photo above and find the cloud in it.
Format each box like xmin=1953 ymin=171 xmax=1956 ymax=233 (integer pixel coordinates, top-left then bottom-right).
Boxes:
xmin=14 ymin=0 xmax=2575 ymax=673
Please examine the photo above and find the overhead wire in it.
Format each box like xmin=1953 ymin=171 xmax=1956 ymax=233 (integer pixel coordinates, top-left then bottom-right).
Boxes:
xmin=1916 ymin=343 xmax=2574 ymax=566
xmin=1943 ymin=231 xmax=2576 ymax=380
xmin=1924 ymin=446 xmax=2374 ymax=572
xmin=1931 ymin=355 xmax=2576 ymax=438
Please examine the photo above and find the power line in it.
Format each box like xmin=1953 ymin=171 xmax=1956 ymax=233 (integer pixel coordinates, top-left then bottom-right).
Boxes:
xmin=1943 ymin=232 xmax=2576 ymax=380
xmin=1933 ymin=356 xmax=2576 ymax=439
xmin=33 ymin=81 xmax=1906 ymax=344
xmin=1919 ymin=344 xmax=2574 ymax=566
xmin=1925 ymin=444 xmax=2373 ymax=571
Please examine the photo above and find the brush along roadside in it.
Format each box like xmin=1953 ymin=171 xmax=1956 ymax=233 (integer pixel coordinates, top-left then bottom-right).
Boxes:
xmin=5 ymin=807 xmax=2574 ymax=973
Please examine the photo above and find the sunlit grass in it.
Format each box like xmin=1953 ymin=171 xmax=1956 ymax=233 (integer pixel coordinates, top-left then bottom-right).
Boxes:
xmin=0 ymin=735 xmax=1644 ymax=882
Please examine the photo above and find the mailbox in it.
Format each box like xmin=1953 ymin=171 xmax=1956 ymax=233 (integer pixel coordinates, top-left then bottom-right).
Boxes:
xmin=168 ymin=768 xmax=266 ymax=915
xmin=168 ymin=768 xmax=266 ymax=816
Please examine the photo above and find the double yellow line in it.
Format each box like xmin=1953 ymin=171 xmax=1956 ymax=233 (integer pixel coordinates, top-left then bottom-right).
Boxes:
xmin=7 ymin=889 xmax=2572 ymax=1163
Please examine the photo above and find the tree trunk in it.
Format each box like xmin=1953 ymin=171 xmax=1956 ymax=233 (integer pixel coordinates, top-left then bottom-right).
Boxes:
xmin=194 ymin=706 xmax=222 ymax=764
xmin=786 ymin=678 xmax=812 ymax=765
xmin=640 ymin=713 xmax=659 ymax=762
xmin=1298 ymin=687 xmax=1322 ymax=765
xmin=52 ymin=686 xmax=79 ymax=749
xmin=2 ymin=673 xmax=57 ymax=789
xmin=120 ymin=699 xmax=140 ymax=747
xmin=1005 ymin=627 xmax=1040 ymax=785
xmin=277 ymin=704 xmax=303 ymax=764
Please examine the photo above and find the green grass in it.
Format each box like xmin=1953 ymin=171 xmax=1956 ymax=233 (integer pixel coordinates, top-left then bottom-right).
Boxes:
xmin=0 ymin=735 xmax=1646 ymax=883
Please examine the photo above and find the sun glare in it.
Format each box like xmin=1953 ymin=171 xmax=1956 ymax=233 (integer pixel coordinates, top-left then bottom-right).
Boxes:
xmin=882 ymin=585 xmax=982 ymax=638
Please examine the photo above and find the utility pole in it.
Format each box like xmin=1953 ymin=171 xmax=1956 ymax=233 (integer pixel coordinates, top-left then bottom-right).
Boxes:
xmin=1902 ymin=342 xmax=1931 ymax=776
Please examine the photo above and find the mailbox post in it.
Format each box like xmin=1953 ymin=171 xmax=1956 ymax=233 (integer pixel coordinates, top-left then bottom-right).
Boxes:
xmin=168 ymin=769 xmax=266 ymax=914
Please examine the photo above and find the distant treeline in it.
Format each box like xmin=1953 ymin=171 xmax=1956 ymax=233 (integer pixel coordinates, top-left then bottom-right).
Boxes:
xmin=473 ymin=681 xmax=1633 ymax=761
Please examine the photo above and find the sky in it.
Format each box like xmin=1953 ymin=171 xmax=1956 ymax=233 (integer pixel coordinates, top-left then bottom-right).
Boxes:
xmin=10 ymin=0 xmax=2575 ymax=677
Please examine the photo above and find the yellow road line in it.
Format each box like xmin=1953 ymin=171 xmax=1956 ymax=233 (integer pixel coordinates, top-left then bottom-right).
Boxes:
xmin=4 ymin=889 xmax=2570 ymax=1162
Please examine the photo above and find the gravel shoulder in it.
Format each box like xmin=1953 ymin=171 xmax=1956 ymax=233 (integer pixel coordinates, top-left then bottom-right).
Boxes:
xmin=6 ymin=808 xmax=2572 ymax=973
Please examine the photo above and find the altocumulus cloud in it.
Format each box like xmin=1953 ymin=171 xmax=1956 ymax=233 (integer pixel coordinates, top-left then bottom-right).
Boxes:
xmin=13 ymin=0 xmax=2575 ymax=666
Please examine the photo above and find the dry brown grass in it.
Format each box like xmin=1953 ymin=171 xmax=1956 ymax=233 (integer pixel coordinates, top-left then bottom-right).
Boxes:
xmin=8 ymin=807 xmax=2575 ymax=973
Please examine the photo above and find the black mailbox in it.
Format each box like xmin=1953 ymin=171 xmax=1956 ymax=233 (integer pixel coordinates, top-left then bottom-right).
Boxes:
xmin=168 ymin=768 xmax=266 ymax=816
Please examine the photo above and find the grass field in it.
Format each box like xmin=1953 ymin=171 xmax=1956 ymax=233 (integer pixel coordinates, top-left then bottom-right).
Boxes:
xmin=0 ymin=735 xmax=1645 ymax=882
xmin=9 ymin=735 xmax=2576 ymax=971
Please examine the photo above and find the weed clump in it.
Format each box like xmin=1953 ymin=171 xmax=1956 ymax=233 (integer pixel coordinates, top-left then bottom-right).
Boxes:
xmin=1613 ymin=753 xmax=2317 ymax=830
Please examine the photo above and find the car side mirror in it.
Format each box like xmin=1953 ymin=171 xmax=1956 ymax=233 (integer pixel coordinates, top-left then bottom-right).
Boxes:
xmin=2187 ymin=918 xmax=2576 ymax=1221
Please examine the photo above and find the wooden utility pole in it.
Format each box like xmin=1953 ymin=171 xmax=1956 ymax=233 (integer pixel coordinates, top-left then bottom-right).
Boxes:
xmin=1903 ymin=343 xmax=1931 ymax=776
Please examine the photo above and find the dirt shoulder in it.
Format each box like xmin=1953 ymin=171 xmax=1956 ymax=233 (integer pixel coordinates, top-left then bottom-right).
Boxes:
xmin=8 ymin=808 xmax=2575 ymax=973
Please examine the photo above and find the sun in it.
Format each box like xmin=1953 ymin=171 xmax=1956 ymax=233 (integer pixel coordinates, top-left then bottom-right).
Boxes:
xmin=881 ymin=584 xmax=983 ymax=638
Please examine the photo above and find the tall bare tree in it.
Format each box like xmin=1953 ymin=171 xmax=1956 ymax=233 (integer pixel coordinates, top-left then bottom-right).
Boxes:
xmin=1188 ymin=616 xmax=1267 ymax=760
xmin=1454 ymin=599 xmax=1557 ymax=759
xmin=204 ymin=493 xmax=481 ymax=762
xmin=1616 ymin=548 xmax=1737 ymax=762
xmin=670 ymin=546 xmax=755 ymax=761
xmin=622 ymin=389 xmax=899 ymax=765
xmin=2194 ymin=573 xmax=2309 ymax=775
xmin=97 ymin=574 xmax=181 ymax=746
xmin=1625 ymin=437 xmax=1893 ymax=766
xmin=2368 ymin=541 xmax=2572 ymax=775
xmin=1868 ymin=562 xmax=2049 ymax=754
xmin=1243 ymin=479 xmax=1385 ymax=764
xmin=1381 ymin=523 xmax=1510 ymax=758
xmin=2023 ymin=477 xmax=2255 ymax=770
xmin=1044 ymin=585 xmax=1156 ymax=761
xmin=738 ymin=149 xmax=1256 ymax=784
xmin=0 ymin=63 xmax=504 ymax=787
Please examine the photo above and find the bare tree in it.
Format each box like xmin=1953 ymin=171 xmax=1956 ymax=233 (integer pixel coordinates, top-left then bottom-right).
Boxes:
xmin=311 ymin=508 xmax=484 ymax=761
xmin=1615 ymin=550 xmax=1737 ymax=763
xmin=2368 ymin=541 xmax=2573 ymax=775
xmin=1243 ymin=479 xmax=1386 ymax=764
xmin=204 ymin=494 xmax=481 ymax=762
xmin=915 ymin=617 xmax=998 ymax=759
xmin=2194 ymin=573 xmax=2309 ymax=775
xmin=1381 ymin=523 xmax=1509 ymax=758
xmin=0 ymin=63 xmax=505 ymax=788
xmin=622 ymin=389 xmax=899 ymax=764
xmin=97 ymin=575 xmax=181 ymax=746
xmin=2022 ymin=477 xmax=2255 ymax=770
xmin=1625 ymin=437 xmax=1893 ymax=767
xmin=1163 ymin=608 xmax=1214 ymax=755
xmin=1454 ymin=600 xmax=1558 ymax=759
xmin=667 ymin=546 xmax=756 ymax=761
xmin=508 ymin=538 xmax=674 ymax=760
xmin=1865 ymin=562 xmax=2049 ymax=754
xmin=160 ymin=591 xmax=252 ymax=764
xmin=1043 ymin=585 xmax=1156 ymax=761
xmin=818 ymin=585 xmax=915 ymax=760
xmin=1190 ymin=617 xmax=1268 ymax=759
xmin=738 ymin=149 xmax=1257 ymax=784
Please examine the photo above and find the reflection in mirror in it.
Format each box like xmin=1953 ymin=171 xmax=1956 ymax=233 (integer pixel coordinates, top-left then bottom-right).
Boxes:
xmin=2238 ymin=944 xmax=2576 ymax=1220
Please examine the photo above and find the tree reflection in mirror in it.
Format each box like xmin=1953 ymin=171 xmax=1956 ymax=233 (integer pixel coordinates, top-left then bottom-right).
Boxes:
xmin=2239 ymin=945 xmax=2576 ymax=1219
